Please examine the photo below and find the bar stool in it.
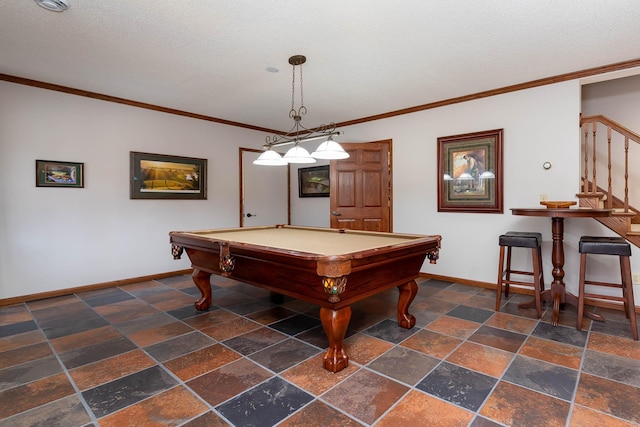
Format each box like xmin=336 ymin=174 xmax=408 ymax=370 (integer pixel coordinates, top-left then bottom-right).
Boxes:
xmin=496 ymin=232 xmax=545 ymax=318
xmin=577 ymin=236 xmax=638 ymax=340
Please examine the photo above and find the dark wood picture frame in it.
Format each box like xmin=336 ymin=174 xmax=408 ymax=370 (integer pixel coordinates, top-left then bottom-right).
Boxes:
xmin=130 ymin=151 xmax=207 ymax=200
xmin=35 ymin=160 xmax=84 ymax=188
xmin=437 ymin=129 xmax=503 ymax=213
xmin=298 ymin=165 xmax=330 ymax=197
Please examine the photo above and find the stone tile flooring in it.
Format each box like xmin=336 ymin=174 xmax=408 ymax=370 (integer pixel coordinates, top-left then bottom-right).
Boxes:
xmin=1 ymin=275 xmax=639 ymax=426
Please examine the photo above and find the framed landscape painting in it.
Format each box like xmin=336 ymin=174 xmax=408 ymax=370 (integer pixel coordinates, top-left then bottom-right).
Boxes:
xmin=36 ymin=160 xmax=84 ymax=188
xmin=437 ymin=129 xmax=503 ymax=213
xmin=130 ymin=151 xmax=207 ymax=199
xmin=298 ymin=165 xmax=330 ymax=197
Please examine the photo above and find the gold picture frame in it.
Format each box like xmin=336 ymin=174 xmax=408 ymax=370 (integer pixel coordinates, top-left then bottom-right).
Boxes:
xmin=437 ymin=129 xmax=503 ymax=213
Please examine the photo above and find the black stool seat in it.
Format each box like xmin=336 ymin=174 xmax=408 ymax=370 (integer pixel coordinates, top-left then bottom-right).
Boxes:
xmin=499 ymin=232 xmax=542 ymax=248
xmin=579 ymin=236 xmax=631 ymax=257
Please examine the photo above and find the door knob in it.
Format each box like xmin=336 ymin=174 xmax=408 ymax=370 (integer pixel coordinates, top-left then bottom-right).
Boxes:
xmin=332 ymin=211 xmax=341 ymax=216
xmin=246 ymin=213 xmax=257 ymax=218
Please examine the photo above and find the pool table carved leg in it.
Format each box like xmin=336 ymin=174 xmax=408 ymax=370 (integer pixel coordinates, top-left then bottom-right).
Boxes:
xmin=397 ymin=280 xmax=418 ymax=329
xmin=192 ymin=268 xmax=212 ymax=311
xmin=320 ymin=306 xmax=351 ymax=373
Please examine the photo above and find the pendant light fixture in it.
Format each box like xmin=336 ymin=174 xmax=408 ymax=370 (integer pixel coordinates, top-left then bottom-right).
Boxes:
xmin=254 ymin=55 xmax=349 ymax=166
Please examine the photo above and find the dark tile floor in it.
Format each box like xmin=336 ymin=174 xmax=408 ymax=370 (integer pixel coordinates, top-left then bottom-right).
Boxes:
xmin=1 ymin=275 xmax=639 ymax=426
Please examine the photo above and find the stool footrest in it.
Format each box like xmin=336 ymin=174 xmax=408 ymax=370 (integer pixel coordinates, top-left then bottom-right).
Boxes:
xmin=583 ymin=280 xmax=627 ymax=288
xmin=502 ymin=270 xmax=536 ymax=277
xmin=500 ymin=281 xmax=542 ymax=290
xmin=583 ymin=293 xmax=627 ymax=303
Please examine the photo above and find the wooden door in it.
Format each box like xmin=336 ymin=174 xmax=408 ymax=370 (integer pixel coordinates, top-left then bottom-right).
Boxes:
xmin=330 ymin=140 xmax=392 ymax=232
xmin=239 ymin=148 xmax=290 ymax=227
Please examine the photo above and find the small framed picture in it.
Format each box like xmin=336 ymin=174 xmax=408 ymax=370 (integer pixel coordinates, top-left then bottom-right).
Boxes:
xmin=298 ymin=165 xmax=330 ymax=197
xmin=35 ymin=160 xmax=84 ymax=188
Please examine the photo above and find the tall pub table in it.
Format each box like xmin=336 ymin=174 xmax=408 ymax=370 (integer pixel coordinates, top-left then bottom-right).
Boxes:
xmin=510 ymin=207 xmax=613 ymax=326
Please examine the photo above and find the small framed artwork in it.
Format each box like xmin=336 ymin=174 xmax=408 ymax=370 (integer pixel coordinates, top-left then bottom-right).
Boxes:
xmin=36 ymin=160 xmax=84 ymax=188
xmin=130 ymin=151 xmax=207 ymax=200
xmin=298 ymin=165 xmax=330 ymax=197
xmin=437 ymin=129 xmax=503 ymax=213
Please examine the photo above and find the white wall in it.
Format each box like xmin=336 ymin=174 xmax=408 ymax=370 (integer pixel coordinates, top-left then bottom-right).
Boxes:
xmin=2 ymin=77 xmax=639 ymax=305
xmin=289 ymin=160 xmax=331 ymax=227
xmin=292 ymin=80 xmax=639 ymax=304
xmin=582 ymin=74 xmax=640 ymax=127
xmin=0 ymin=82 xmax=263 ymax=299
xmin=341 ymin=81 xmax=591 ymax=284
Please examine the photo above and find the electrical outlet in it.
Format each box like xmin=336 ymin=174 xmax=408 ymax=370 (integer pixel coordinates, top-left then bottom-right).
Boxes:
xmin=540 ymin=194 xmax=548 ymax=202
xmin=633 ymin=272 xmax=640 ymax=285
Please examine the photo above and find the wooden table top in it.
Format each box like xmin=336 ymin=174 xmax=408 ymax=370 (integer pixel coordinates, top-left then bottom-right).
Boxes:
xmin=511 ymin=207 xmax=613 ymax=219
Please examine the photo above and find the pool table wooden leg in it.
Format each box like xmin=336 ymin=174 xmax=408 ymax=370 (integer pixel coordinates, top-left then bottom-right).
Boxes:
xmin=192 ymin=268 xmax=212 ymax=311
xmin=320 ymin=306 xmax=351 ymax=373
xmin=397 ymin=280 xmax=418 ymax=329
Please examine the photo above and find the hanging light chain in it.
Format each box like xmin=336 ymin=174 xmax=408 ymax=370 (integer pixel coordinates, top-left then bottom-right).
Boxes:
xmin=290 ymin=62 xmax=296 ymax=115
xmin=299 ymin=61 xmax=304 ymax=112
xmin=290 ymin=61 xmax=307 ymax=120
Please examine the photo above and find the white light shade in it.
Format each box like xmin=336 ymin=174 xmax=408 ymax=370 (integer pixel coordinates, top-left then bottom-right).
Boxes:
xmin=458 ymin=172 xmax=474 ymax=180
xmin=443 ymin=174 xmax=453 ymax=181
xmin=283 ymin=145 xmax=316 ymax=164
xmin=311 ymin=137 xmax=350 ymax=160
xmin=253 ymin=149 xmax=287 ymax=166
xmin=480 ymin=171 xmax=495 ymax=178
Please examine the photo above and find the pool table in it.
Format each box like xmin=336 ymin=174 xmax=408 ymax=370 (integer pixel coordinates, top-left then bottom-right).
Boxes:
xmin=169 ymin=225 xmax=441 ymax=372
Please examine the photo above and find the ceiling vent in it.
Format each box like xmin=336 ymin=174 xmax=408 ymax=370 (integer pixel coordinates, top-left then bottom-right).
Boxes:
xmin=35 ymin=0 xmax=70 ymax=12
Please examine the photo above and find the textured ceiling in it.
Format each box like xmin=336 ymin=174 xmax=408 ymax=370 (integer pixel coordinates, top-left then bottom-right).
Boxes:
xmin=2 ymin=1 xmax=640 ymax=133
